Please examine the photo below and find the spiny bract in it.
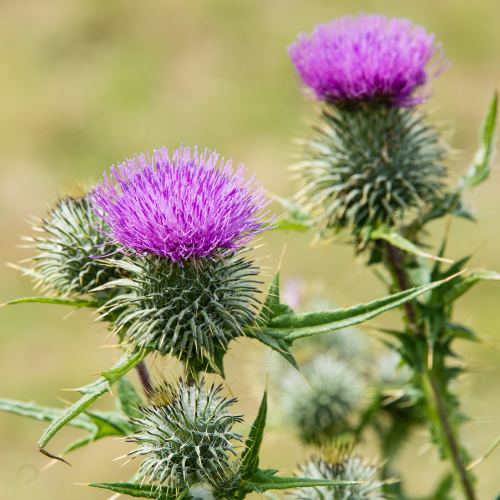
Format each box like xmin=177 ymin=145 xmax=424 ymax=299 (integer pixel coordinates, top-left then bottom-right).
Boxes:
xmin=294 ymin=102 xmax=447 ymax=240
xmin=27 ymin=194 xmax=123 ymax=297
xmin=290 ymin=451 xmax=386 ymax=500
xmin=279 ymin=355 xmax=366 ymax=444
xmin=104 ymin=248 xmax=261 ymax=369
xmin=127 ymin=378 xmax=243 ymax=488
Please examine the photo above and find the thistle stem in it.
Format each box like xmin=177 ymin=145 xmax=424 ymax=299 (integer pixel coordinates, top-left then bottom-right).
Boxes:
xmin=136 ymin=360 xmax=152 ymax=393
xmin=384 ymin=241 xmax=476 ymax=500
xmin=422 ymin=370 xmax=476 ymax=500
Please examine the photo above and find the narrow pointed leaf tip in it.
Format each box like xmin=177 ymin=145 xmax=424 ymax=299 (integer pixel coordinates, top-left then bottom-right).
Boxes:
xmin=370 ymin=227 xmax=454 ymax=263
xmin=288 ymin=13 xmax=448 ymax=106
xmin=460 ymin=90 xmax=498 ymax=190
xmin=89 ymin=145 xmax=278 ymax=262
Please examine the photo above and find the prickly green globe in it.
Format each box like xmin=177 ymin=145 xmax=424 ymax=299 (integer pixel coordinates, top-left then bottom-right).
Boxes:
xmin=294 ymin=102 xmax=448 ymax=240
xmin=290 ymin=452 xmax=386 ymax=500
xmin=279 ymin=355 xmax=366 ymax=444
xmin=107 ymin=248 xmax=261 ymax=369
xmin=127 ymin=378 xmax=243 ymax=488
xmin=28 ymin=194 xmax=123 ymax=297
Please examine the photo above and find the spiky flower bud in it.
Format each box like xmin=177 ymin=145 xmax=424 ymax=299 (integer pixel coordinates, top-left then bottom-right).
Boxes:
xmin=127 ymin=378 xmax=243 ymax=489
xmin=27 ymin=191 xmax=123 ymax=297
xmin=279 ymin=355 xmax=366 ymax=444
xmin=294 ymin=103 xmax=448 ymax=239
xmin=288 ymin=14 xmax=448 ymax=106
xmin=290 ymin=449 xmax=386 ymax=500
xmin=107 ymin=249 xmax=261 ymax=368
xmin=90 ymin=146 xmax=275 ymax=368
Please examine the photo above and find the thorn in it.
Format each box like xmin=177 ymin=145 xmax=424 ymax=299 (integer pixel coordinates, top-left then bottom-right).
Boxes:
xmin=86 ymin=373 xmax=100 ymax=377
xmin=60 ymin=388 xmax=79 ymax=392
xmin=39 ymin=447 xmax=72 ymax=466
xmin=277 ymin=243 xmax=287 ymax=273
xmin=52 ymin=395 xmax=74 ymax=405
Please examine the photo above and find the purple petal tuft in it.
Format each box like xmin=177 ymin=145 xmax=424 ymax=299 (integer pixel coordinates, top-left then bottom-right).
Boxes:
xmin=288 ymin=13 xmax=449 ymax=106
xmin=89 ymin=146 xmax=277 ymax=262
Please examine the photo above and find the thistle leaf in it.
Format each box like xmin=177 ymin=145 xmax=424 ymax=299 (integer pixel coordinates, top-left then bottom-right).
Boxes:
xmin=87 ymin=482 xmax=189 ymax=499
xmin=0 ymin=398 xmax=95 ymax=432
xmin=370 ymin=227 xmax=453 ymax=263
xmin=271 ymin=219 xmax=310 ymax=231
xmin=253 ymin=275 xmax=461 ymax=343
xmin=245 ymin=468 xmax=360 ymax=493
xmin=460 ymin=91 xmax=498 ymax=190
xmin=241 ymin=391 xmax=267 ymax=478
xmin=0 ymin=297 xmax=100 ymax=308
xmin=442 ymin=270 xmax=500 ymax=304
xmin=38 ymin=349 xmax=148 ymax=461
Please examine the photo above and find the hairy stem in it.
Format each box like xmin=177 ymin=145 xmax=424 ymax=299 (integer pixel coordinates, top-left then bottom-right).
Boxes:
xmin=136 ymin=360 xmax=152 ymax=393
xmin=384 ymin=242 xmax=476 ymax=500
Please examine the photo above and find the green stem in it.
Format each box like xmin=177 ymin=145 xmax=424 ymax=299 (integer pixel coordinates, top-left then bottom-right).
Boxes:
xmin=384 ymin=242 xmax=475 ymax=500
xmin=422 ymin=370 xmax=476 ymax=500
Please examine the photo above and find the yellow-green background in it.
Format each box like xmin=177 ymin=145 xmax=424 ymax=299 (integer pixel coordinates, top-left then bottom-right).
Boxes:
xmin=1 ymin=1 xmax=500 ymax=499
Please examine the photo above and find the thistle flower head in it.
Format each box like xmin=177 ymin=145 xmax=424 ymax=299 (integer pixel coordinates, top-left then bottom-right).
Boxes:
xmin=27 ymin=192 xmax=123 ymax=297
xmin=106 ymin=248 xmax=261 ymax=368
xmin=89 ymin=146 xmax=276 ymax=263
xmin=290 ymin=448 xmax=386 ymax=500
xmin=127 ymin=378 xmax=243 ymax=488
xmin=288 ymin=14 xmax=448 ymax=106
xmin=279 ymin=355 xmax=366 ymax=444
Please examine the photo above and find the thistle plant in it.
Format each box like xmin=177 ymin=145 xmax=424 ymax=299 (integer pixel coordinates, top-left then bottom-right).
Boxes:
xmin=1 ymin=10 xmax=498 ymax=500
xmin=279 ymin=12 xmax=500 ymax=500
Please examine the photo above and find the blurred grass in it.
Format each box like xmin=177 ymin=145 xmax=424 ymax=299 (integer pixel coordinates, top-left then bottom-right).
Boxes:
xmin=1 ymin=0 xmax=500 ymax=499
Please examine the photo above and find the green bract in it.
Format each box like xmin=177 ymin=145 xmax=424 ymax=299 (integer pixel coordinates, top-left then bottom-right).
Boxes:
xmin=102 ymin=248 xmax=261 ymax=369
xmin=27 ymin=194 xmax=123 ymax=297
xmin=127 ymin=378 xmax=243 ymax=488
xmin=294 ymin=102 xmax=447 ymax=240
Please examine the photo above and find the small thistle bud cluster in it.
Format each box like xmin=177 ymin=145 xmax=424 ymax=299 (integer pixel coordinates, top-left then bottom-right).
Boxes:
xmin=107 ymin=249 xmax=262 ymax=366
xmin=127 ymin=378 xmax=243 ymax=488
xmin=290 ymin=450 xmax=386 ymax=500
xmin=279 ymin=355 xmax=366 ymax=444
xmin=288 ymin=14 xmax=450 ymax=241
xmin=28 ymin=193 xmax=123 ymax=298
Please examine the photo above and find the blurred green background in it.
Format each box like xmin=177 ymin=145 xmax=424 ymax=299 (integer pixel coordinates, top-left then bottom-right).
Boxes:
xmin=1 ymin=0 xmax=500 ymax=499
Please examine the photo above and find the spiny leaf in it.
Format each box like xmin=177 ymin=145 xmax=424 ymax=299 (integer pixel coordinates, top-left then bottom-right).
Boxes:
xmin=253 ymin=274 xmax=462 ymax=343
xmin=38 ymin=349 xmax=148 ymax=461
xmin=245 ymin=468 xmax=360 ymax=493
xmin=241 ymin=391 xmax=267 ymax=478
xmin=0 ymin=398 xmax=95 ymax=432
xmin=442 ymin=270 xmax=500 ymax=304
xmin=370 ymin=227 xmax=453 ymax=263
xmin=87 ymin=482 xmax=189 ymax=499
xmin=0 ymin=296 xmax=100 ymax=308
xmin=460 ymin=91 xmax=498 ymax=190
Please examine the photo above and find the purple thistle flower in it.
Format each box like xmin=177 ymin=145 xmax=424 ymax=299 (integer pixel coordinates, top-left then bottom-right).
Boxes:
xmin=288 ymin=14 xmax=449 ymax=106
xmin=89 ymin=146 xmax=277 ymax=262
